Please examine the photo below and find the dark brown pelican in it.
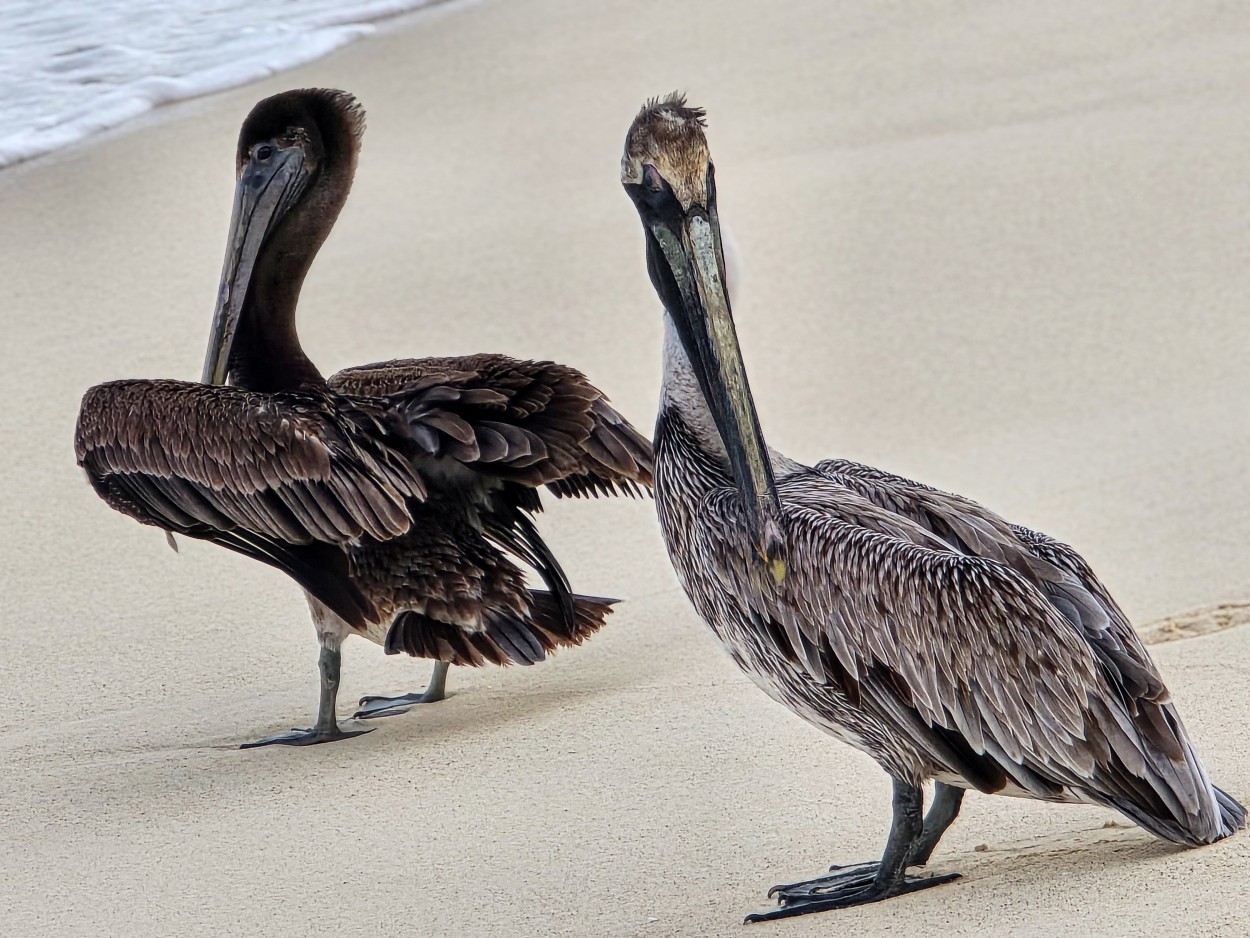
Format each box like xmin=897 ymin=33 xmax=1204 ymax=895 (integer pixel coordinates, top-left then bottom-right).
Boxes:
xmin=620 ymin=94 xmax=1243 ymax=921
xmin=74 ymin=88 xmax=651 ymax=748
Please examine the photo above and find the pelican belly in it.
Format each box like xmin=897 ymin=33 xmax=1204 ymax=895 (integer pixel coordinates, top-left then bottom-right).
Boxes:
xmin=306 ymin=592 xmax=390 ymax=647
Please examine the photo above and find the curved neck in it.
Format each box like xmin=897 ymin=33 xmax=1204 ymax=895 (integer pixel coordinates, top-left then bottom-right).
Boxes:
xmin=227 ymin=160 xmax=355 ymax=393
xmin=229 ymin=237 xmax=324 ymax=393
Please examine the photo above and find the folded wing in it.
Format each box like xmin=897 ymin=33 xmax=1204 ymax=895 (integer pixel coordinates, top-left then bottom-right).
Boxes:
xmin=329 ymin=354 xmax=653 ymax=498
xmin=697 ymin=466 xmax=1235 ymax=845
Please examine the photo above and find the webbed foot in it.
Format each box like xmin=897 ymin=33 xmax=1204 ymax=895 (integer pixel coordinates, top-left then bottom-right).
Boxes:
xmin=240 ymin=724 xmax=374 ymax=749
xmin=744 ymin=862 xmax=959 ymax=922
xmin=353 ymin=661 xmax=450 ymax=719
xmin=353 ymin=688 xmax=444 ymax=720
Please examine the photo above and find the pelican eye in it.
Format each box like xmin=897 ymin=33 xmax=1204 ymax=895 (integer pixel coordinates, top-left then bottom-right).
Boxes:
xmin=642 ymin=164 xmax=664 ymax=192
xmin=254 ymin=144 xmax=275 ymax=162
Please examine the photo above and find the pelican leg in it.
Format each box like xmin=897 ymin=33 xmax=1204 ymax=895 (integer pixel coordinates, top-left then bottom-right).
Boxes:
xmin=241 ymin=636 xmax=374 ymax=748
xmin=353 ymin=660 xmax=451 ymax=720
xmin=908 ymin=782 xmax=965 ymax=866
xmin=744 ymin=779 xmax=961 ymax=923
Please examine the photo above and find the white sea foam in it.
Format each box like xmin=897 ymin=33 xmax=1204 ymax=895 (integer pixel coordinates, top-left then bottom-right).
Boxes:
xmin=0 ymin=0 xmax=442 ymax=169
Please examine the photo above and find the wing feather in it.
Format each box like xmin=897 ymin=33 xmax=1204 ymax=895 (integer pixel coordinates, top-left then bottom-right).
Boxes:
xmin=693 ymin=468 xmax=1234 ymax=842
xmin=328 ymin=354 xmax=653 ymax=498
xmin=75 ymin=379 xmax=427 ymax=627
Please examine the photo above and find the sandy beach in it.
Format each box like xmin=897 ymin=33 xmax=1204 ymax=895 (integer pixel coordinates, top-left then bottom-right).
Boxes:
xmin=3 ymin=0 xmax=1250 ymax=935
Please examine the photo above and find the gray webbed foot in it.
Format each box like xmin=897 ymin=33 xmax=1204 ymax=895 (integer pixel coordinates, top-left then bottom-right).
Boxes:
xmin=354 ymin=661 xmax=450 ymax=718
xmin=746 ymin=863 xmax=959 ymax=923
xmin=240 ymin=724 xmax=373 ymax=749
xmin=353 ymin=688 xmax=444 ymax=720
xmin=746 ymin=780 xmax=964 ymax=921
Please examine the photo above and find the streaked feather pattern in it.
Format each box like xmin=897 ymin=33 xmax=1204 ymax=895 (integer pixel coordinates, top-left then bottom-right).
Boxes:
xmin=656 ymin=408 xmax=1243 ymax=846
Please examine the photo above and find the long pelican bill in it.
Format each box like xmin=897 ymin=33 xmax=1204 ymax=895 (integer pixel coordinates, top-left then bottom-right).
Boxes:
xmin=201 ymin=145 xmax=310 ymax=385
xmin=647 ymin=207 xmax=786 ymax=582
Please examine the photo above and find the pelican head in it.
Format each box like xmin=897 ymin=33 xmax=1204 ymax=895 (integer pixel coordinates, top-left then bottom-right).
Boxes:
xmin=202 ymin=88 xmax=366 ymax=386
xmin=622 ymin=94 xmax=784 ymax=581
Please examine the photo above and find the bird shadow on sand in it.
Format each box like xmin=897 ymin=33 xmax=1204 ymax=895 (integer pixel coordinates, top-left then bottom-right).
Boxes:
xmin=212 ymin=679 xmax=608 ymax=752
xmin=933 ymin=821 xmax=1186 ymax=892
xmin=5 ymin=677 xmax=610 ymax=817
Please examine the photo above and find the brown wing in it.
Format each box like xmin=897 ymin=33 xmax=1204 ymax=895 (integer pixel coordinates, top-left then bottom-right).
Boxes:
xmin=815 ymin=459 xmax=1170 ymax=700
xmin=695 ymin=471 xmax=1232 ymax=844
xmin=347 ymin=504 xmax=615 ymax=666
xmin=328 ymin=354 xmax=653 ymax=498
xmin=75 ymin=379 xmax=425 ymax=626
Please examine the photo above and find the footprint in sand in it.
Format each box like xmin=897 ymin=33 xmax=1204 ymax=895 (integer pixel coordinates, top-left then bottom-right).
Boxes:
xmin=1138 ymin=602 xmax=1250 ymax=646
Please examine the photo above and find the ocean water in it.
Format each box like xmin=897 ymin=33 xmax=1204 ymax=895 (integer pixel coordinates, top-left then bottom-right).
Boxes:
xmin=0 ymin=0 xmax=442 ymax=169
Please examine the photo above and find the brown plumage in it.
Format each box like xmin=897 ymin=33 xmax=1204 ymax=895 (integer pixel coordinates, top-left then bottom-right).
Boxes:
xmin=622 ymin=93 xmax=1243 ymax=921
xmin=74 ymin=88 xmax=651 ymax=748
xmin=329 ymin=356 xmax=649 ymax=498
